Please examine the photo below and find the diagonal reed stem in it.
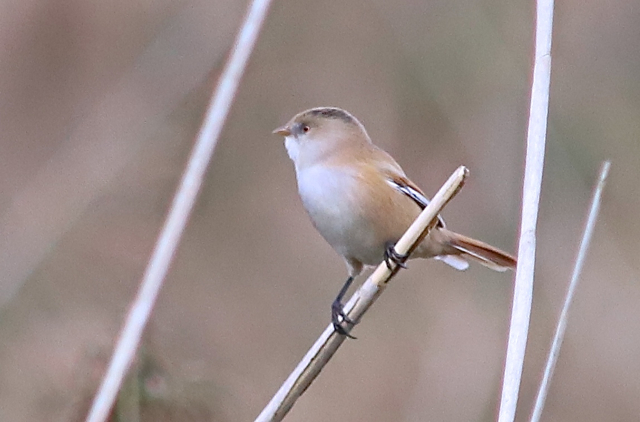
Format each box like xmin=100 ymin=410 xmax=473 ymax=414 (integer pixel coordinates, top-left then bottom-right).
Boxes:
xmin=256 ymin=166 xmax=469 ymax=422
xmin=84 ymin=1 xmax=274 ymax=421
xmin=530 ymin=161 xmax=611 ymax=422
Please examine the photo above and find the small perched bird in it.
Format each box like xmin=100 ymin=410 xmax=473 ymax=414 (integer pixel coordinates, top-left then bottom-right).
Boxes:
xmin=274 ymin=107 xmax=516 ymax=336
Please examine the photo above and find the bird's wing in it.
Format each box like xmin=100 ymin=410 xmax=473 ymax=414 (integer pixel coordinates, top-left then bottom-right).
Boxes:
xmin=381 ymin=170 xmax=446 ymax=228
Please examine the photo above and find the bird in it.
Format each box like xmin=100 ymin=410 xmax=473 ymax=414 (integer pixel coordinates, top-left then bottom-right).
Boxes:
xmin=273 ymin=107 xmax=516 ymax=337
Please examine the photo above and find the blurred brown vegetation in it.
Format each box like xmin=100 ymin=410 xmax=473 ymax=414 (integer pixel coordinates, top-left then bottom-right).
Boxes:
xmin=0 ymin=0 xmax=638 ymax=421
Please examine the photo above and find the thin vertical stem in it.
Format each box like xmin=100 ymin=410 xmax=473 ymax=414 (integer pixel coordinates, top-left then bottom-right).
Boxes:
xmin=498 ymin=0 xmax=555 ymax=421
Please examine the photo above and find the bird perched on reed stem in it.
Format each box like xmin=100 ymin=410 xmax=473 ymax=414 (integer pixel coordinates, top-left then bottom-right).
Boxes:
xmin=274 ymin=107 xmax=516 ymax=337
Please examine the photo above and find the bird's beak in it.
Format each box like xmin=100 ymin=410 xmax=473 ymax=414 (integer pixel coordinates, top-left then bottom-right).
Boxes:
xmin=272 ymin=125 xmax=291 ymax=136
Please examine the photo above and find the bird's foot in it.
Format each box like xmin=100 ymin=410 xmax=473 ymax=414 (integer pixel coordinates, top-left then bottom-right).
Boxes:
xmin=384 ymin=243 xmax=408 ymax=270
xmin=331 ymin=299 xmax=357 ymax=339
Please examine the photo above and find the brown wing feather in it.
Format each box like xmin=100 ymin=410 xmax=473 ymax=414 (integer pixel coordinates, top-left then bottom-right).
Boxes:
xmin=379 ymin=169 xmax=446 ymax=228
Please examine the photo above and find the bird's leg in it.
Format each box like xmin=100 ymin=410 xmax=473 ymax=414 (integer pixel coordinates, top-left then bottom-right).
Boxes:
xmin=331 ymin=276 xmax=357 ymax=339
xmin=384 ymin=242 xmax=408 ymax=270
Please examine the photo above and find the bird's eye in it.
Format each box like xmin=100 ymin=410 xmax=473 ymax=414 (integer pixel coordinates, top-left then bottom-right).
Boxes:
xmin=302 ymin=125 xmax=310 ymax=133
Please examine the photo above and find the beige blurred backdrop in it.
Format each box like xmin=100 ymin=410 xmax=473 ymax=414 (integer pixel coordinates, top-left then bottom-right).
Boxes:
xmin=0 ymin=0 xmax=638 ymax=421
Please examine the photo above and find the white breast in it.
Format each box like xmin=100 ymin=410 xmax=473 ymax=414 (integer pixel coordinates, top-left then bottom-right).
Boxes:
xmin=296 ymin=165 xmax=355 ymax=229
xmin=294 ymin=165 xmax=381 ymax=264
xmin=296 ymin=166 xmax=359 ymax=253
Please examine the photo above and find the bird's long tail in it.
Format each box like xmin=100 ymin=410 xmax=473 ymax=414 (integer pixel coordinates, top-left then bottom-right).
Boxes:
xmin=445 ymin=231 xmax=517 ymax=272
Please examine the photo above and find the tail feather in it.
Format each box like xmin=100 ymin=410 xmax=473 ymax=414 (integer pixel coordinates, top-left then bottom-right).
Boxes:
xmin=447 ymin=232 xmax=517 ymax=272
xmin=434 ymin=254 xmax=470 ymax=271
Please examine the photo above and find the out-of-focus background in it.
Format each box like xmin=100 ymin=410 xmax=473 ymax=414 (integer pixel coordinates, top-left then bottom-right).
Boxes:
xmin=0 ymin=0 xmax=638 ymax=420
